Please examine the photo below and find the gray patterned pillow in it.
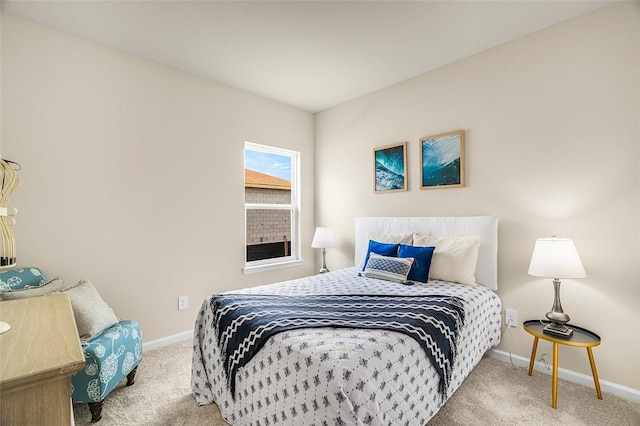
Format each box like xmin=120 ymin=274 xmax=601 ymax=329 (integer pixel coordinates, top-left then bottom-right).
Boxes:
xmin=363 ymin=253 xmax=414 ymax=284
xmin=0 ymin=277 xmax=66 ymax=300
xmin=64 ymin=279 xmax=119 ymax=341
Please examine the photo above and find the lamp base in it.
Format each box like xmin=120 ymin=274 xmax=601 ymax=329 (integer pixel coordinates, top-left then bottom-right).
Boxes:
xmin=543 ymin=322 xmax=573 ymax=338
xmin=318 ymin=248 xmax=329 ymax=274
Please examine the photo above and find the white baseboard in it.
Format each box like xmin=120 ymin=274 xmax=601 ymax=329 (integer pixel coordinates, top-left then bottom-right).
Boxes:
xmin=488 ymin=348 xmax=640 ymax=403
xmin=142 ymin=330 xmax=193 ymax=351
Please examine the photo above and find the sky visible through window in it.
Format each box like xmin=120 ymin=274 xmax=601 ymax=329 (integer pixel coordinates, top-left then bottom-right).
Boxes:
xmin=245 ymin=149 xmax=291 ymax=181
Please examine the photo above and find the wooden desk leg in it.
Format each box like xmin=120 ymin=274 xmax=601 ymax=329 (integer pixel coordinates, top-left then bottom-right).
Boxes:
xmin=552 ymin=342 xmax=559 ymax=409
xmin=587 ymin=347 xmax=603 ymax=400
xmin=528 ymin=336 xmax=539 ymax=376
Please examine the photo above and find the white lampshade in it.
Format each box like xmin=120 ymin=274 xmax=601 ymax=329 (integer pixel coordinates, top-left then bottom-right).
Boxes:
xmin=528 ymin=237 xmax=587 ymax=279
xmin=311 ymin=227 xmax=335 ymax=249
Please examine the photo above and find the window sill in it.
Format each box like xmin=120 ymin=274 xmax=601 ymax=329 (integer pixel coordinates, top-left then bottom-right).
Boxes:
xmin=243 ymin=259 xmax=304 ymax=274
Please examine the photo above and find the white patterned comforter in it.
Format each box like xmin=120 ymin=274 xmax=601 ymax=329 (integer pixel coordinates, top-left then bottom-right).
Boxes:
xmin=192 ymin=267 xmax=502 ymax=426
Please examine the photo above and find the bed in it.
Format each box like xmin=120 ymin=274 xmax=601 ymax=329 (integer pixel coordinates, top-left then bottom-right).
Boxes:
xmin=192 ymin=216 xmax=501 ymax=425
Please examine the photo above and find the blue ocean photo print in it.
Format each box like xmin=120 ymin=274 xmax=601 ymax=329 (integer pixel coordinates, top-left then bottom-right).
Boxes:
xmin=420 ymin=130 xmax=465 ymax=189
xmin=374 ymin=142 xmax=407 ymax=193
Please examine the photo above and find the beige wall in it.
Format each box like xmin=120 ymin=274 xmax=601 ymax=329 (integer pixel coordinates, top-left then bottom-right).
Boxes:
xmin=0 ymin=14 xmax=316 ymax=342
xmin=315 ymin=2 xmax=639 ymax=391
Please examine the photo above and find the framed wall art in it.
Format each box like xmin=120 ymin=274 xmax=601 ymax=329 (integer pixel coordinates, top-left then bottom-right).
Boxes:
xmin=420 ymin=130 xmax=465 ymax=189
xmin=373 ymin=142 xmax=407 ymax=193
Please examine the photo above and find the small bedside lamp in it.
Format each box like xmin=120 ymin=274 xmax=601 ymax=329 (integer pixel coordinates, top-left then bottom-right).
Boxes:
xmin=528 ymin=237 xmax=587 ymax=338
xmin=311 ymin=227 xmax=335 ymax=274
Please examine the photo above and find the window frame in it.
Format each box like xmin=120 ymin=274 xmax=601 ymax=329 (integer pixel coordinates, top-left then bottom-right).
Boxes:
xmin=243 ymin=142 xmax=302 ymax=274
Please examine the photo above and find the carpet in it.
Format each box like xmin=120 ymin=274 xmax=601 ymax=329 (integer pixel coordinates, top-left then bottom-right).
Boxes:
xmin=72 ymin=339 xmax=640 ymax=425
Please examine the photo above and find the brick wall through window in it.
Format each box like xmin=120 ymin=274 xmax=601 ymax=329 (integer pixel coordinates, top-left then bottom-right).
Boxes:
xmin=245 ymin=188 xmax=292 ymax=245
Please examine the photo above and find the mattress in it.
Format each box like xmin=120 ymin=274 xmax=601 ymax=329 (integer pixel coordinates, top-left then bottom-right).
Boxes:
xmin=192 ymin=267 xmax=501 ymax=425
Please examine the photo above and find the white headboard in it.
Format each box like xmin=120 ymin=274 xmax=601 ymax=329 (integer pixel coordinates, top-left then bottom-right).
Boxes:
xmin=355 ymin=216 xmax=498 ymax=290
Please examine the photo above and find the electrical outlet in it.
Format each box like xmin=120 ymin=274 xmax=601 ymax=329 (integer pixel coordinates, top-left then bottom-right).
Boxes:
xmin=178 ymin=296 xmax=188 ymax=310
xmin=505 ymin=309 xmax=517 ymax=327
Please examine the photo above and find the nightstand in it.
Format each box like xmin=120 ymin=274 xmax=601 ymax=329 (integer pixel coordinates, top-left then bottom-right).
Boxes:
xmin=523 ymin=319 xmax=602 ymax=409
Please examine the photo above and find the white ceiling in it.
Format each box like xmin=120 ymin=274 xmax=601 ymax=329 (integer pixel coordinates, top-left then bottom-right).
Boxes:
xmin=1 ymin=1 xmax=613 ymax=112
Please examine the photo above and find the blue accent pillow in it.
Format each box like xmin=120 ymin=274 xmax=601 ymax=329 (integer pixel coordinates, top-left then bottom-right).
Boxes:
xmin=362 ymin=240 xmax=399 ymax=270
xmin=398 ymin=244 xmax=436 ymax=283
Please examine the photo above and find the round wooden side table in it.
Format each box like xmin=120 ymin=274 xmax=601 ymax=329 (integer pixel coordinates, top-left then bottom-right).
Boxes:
xmin=523 ymin=319 xmax=602 ymax=409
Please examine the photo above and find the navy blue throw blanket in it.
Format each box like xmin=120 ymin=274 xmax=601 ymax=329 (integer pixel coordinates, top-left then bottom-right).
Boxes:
xmin=210 ymin=293 xmax=466 ymax=400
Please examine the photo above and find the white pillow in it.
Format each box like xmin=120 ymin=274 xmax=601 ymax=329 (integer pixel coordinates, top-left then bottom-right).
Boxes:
xmin=412 ymin=235 xmax=481 ymax=285
xmin=367 ymin=232 xmax=413 ymax=245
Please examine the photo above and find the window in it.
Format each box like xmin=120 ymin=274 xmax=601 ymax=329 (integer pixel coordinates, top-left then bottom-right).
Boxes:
xmin=244 ymin=142 xmax=301 ymax=273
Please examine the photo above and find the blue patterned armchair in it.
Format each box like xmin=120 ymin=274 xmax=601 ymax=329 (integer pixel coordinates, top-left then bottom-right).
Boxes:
xmin=71 ymin=319 xmax=142 ymax=422
xmin=0 ymin=267 xmax=143 ymax=423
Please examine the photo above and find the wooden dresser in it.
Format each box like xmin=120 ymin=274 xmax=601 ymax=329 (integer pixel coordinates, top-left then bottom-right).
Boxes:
xmin=0 ymin=294 xmax=85 ymax=425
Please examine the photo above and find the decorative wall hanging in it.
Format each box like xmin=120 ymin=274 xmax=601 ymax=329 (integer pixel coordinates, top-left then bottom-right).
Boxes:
xmin=0 ymin=158 xmax=20 ymax=268
xmin=420 ymin=130 xmax=465 ymax=189
xmin=373 ymin=142 xmax=407 ymax=193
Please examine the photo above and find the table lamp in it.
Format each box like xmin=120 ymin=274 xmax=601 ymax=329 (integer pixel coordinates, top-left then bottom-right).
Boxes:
xmin=311 ymin=227 xmax=335 ymax=274
xmin=528 ymin=237 xmax=587 ymax=338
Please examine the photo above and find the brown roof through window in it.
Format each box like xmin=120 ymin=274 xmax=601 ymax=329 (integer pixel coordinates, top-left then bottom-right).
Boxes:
xmin=245 ymin=169 xmax=291 ymax=190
